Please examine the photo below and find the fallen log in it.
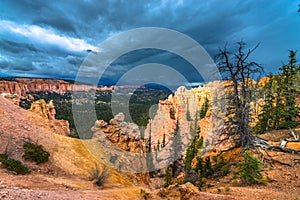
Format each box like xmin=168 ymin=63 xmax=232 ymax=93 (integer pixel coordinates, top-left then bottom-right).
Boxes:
xmin=253 ymin=136 xmax=300 ymax=154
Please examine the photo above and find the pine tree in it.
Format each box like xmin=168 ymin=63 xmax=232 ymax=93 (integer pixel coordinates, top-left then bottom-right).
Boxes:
xmin=171 ymin=120 xmax=183 ymax=163
xmin=273 ymin=75 xmax=285 ymax=129
xmin=163 ymin=165 xmax=172 ymax=188
xmin=184 ymin=118 xmax=201 ymax=170
xmin=194 ymin=156 xmax=205 ymax=190
xmin=184 ymin=138 xmax=196 ymax=171
xmin=194 ymin=156 xmax=204 ymax=175
xmin=255 ymin=51 xmax=300 ymax=133
xmin=239 ymin=150 xmax=263 ymax=184
xmin=196 ymin=135 xmax=203 ymax=150
xmin=146 ymin=119 xmax=154 ymax=174
xmin=186 ymin=99 xmax=192 ymax=121
xmin=204 ymin=157 xmax=213 ymax=177
xmin=280 ymin=51 xmax=299 ymax=128
xmin=200 ymin=97 xmax=209 ymax=119
xmin=162 ymin=133 xmax=166 ymax=148
xmin=254 ymin=74 xmax=275 ymax=134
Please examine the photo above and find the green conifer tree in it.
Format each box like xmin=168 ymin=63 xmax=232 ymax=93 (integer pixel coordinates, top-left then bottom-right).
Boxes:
xmin=162 ymin=133 xmax=166 ymax=148
xmin=163 ymin=165 xmax=172 ymax=188
xmin=254 ymin=74 xmax=275 ymax=134
xmin=239 ymin=150 xmax=263 ymax=184
xmin=278 ymin=51 xmax=300 ymax=128
xmin=200 ymin=97 xmax=209 ymax=119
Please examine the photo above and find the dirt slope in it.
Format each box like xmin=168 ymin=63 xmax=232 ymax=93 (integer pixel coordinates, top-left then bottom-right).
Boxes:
xmin=0 ymin=95 xmax=132 ymax=185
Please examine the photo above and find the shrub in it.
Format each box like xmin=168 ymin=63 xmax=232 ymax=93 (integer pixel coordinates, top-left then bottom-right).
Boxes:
xmin=0 ymin=154 xmax=8 ymax=162
xmin=239 ymin=150 xmax=263 ymax=185
xmin=196 ymin=177 xmax=206 ymax=191
xmin=158 ymin=188 xmax=167 ymax=198
xmin=279 ymin=120 xmax=298 ymax=129
xmin=23 ymin=142 xmax=50 ymax=164
xmin=2 ymin=158 xmax=30 ymax=175
xmin=221 ymin=164 xmax=229 ymax=176
xmin=140 ymin=189 xmax=151 ymax=200
xmin=90 ymin=163 xmax=110 ymax=187
xmin=213 ymin=155 xmax=229 ymax=176
xmin=225 ymin=186 xmax=230 ymax=192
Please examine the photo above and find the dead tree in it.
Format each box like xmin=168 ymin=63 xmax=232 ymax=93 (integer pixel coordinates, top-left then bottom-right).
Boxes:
xmin=216 ymin=41 xmax=263 ymax=148
xmin=3 ymin=134 xmax=12 ymax=155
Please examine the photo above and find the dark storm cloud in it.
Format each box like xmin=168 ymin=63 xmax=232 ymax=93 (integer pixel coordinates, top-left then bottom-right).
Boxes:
xmin=66 ymin=55 xmax=84 ymax=66
xmin=0 ymin=40 xmax=38 ymax=54
xmin=0 ymin=58 xmax=36 ymax=72
xmin=34 ymin=15 xmax=77 ymax=34
xmin=0 ymin=0 xmax=76 ymax=33
xmin=0 ymin=0 xmax=299 ymax=80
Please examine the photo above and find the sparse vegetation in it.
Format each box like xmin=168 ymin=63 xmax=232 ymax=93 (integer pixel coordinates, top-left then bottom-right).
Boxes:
xmin=89 ymin=163 xmax=110 ymax=187
xmin=0 ymin=153 xmax=8 ymax=162
xmin=1 ymin=153 xmax=30 ymax=175
xmin=23 ymin=142 xmax=50 ymax=164
xmin=225 ymin=186 xmax=230 ymax=192
xmin=212 ymin=155 xmax=230 ymax=176
xmin=140 ymin=189 xmax=151 ymax=200
xmin=158 ymin=188 xmax=167 ymax=198
xmin=2 ymin=157 xmax=30 ymax=175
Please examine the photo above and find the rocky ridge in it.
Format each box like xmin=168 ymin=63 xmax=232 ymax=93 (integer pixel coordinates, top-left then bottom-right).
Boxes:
xmin=0 ymin=78 xmax=102 ymax=97
xmin=0 ymin=78 xmax=146 ymax=98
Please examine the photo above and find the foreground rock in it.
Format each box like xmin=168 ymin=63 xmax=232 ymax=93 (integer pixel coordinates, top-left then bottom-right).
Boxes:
xmin=91 ymin=113 xmax=148 ymax=174
xmin=92 ymin=113 xmax=144 ymax=153
xmin=157 ymin=182 xmax=235 ymax=200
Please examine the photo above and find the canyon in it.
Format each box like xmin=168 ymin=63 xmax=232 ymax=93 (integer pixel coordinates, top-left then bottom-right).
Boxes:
xmin=0 ymin=78 xmax=300 ymax=199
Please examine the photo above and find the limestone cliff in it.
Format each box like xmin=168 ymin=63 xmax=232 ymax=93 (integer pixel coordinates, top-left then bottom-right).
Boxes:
xmin=144 ymin=81 xmax=226 ymax=153
xmin=141 ymin=81 xmax=228 ymax=170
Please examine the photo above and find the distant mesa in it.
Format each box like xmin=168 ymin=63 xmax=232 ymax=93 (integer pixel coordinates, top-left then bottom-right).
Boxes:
xmin=0 ymin=77 xmax=147 ymax=98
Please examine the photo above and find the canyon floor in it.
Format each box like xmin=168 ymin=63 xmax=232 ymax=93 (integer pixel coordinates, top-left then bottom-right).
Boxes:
xmin=1 ymin=160 xmax=299 ymax=200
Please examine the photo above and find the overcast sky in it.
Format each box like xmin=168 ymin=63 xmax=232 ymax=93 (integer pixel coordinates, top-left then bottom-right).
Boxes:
xmin=0 ymin=0 xmax=299 ymax=85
